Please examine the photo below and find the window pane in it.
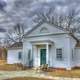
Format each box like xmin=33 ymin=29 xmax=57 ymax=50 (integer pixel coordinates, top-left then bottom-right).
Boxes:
xmin=18 ymin=52 xmax=22 ymax=60
xmin=56 ymin=48 xmax=63 ymax=60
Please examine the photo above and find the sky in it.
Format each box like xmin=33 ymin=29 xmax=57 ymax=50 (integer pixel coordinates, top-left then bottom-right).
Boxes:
xmin=0 ymin=0 xmax=80 ymax=39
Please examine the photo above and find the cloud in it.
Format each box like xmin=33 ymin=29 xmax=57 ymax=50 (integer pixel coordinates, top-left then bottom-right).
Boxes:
xmin=0 ymin=0 xmax=80 ymax=38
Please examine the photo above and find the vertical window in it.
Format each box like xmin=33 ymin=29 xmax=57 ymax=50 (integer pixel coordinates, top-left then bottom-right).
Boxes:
xmin=72 ymin=49 xmax=74 ymax=61
xmin=56 ymin=48 xmax=63 ymax=60
xmin=18 ymin=52 xmax=22 ymax=60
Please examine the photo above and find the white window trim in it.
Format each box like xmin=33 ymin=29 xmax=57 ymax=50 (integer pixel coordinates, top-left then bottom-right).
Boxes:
xmin=56 ymin=48 xmax=64 ymax=61
xmin=18 ymin=52 xmax=22 ymax=60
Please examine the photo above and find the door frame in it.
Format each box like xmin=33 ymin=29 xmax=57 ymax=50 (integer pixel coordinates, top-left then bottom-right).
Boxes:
xmin=40 ymin=48 xmax=46 ymax=65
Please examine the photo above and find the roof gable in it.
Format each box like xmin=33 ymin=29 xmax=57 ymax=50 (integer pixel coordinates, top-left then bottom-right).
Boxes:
xmin=8 ymin=42 xmax=23 ymax=49
xmin=25 ymin=22 xmax=67 ymax=37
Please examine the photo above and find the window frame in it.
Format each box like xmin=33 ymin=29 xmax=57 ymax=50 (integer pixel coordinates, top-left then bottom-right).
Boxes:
xmin=72 ymin=49 xmax=75 ymax=61
xmin=18 ymin=52 xmax=22 ymax=60
xmin=56 ymin=48 xmax=63 ymax=61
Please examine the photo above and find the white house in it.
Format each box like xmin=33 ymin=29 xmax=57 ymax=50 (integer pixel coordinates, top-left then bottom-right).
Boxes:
xmin=22 ymin=22 xmax=80 ymax=70
xmin=7 ymin=42 xmax=23 ymax=64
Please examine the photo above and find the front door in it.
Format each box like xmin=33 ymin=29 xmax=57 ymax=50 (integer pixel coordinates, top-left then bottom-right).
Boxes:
xmin=40 ymin=49 xmax=46 ymax=65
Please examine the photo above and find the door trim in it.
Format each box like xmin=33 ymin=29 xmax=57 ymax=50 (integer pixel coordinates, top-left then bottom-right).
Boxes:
xmin=40 ymin=48 xmax=46 ymax=65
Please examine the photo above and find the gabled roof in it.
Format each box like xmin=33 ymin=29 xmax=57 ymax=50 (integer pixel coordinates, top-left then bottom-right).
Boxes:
xmin=24 ymin=21 xmax=44 ymax=37
xmin=8 ymin=42 xmax=23 ymax=49
xmin=23 ymin=21 xmax=67 ymax=38
xmin=23 ymin=22 xmax=79 ymax=42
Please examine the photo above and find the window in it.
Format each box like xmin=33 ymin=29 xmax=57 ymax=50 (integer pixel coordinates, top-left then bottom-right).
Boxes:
xmin=72 ymin=49 xmax=75 ymax=61
xmin=56 ymin=48 xmax=63 ymax=60
xmin=40 ymin=27 xmax=48 ymax=33
xmin=18 ymin=52 xmax=22 ymax=60
xmin=28 ymin=50 xmax=31 ymax=59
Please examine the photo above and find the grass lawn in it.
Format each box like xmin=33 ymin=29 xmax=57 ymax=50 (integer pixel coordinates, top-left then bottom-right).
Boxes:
xmin=48 ymin=68 xmax=80 ymax=78
xmin=4 ymin=77 xmax=53 ymax=80
xmin=0 ymin=64 xmax=80 ymax=78
xmin=0 ymin=64 xmax=27 ymax=71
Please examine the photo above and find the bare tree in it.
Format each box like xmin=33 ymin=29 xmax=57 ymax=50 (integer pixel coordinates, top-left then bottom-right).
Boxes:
xmin=31 ymin=5 xmax=80 ymax=42
xmin=6 ymin=23 xmax=25 ymax=47
xmin=14 ymin=23 xmax=24 ymax=42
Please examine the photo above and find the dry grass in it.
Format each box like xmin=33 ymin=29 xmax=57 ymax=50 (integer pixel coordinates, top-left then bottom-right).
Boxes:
xmin=48 ymin=68 xmax=80 ymax=78
xmin=0 ymin=64 xmax=80 ymax=78
xmin=4 ymin=77 xmax=52 ymax=80
xmin=0 ymin=60 xmax=6 ymax=65
xmin=0 ymin=64 xmax=26 ymax=71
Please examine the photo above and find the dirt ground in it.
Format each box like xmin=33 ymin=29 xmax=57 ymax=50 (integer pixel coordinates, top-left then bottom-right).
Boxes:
xmin=4 ymin=77 xmax=53 ymax=80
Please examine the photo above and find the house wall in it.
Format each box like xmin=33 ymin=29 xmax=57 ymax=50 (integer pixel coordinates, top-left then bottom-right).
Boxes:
xmin=23 ymin=34 xmax=75 ymax=69
xmin=65 ymin=36 xmax=77 ymax=69
xmin=75 ymin=48 xmax=80 ymax=67
xmin=7 ymin=49 xmax=22 ymax=64
xmin=69 ymin=37 xmax=77 ymax=68
xmin=23 ymin=23 xmax=77 ymax=69
xmin=65 ymin=36 xmax=79 ymax=69
xmin=22 ymin=40 xmax=32 ymax=66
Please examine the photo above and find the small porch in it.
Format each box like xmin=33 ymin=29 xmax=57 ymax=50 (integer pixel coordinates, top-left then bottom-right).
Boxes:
xmin=31 ymin=40 xmax=54 ymax=67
